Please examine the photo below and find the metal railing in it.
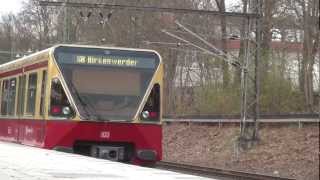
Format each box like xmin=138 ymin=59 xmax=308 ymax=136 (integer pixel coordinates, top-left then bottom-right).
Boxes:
xmin=164 ymin=118 xmax=319 ymax=123
xmin=163 ymin=113 xmax=319 ymax=124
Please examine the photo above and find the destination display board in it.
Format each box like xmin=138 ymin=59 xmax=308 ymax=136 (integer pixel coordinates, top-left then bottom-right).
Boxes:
xmin=56 ymin=51 xmax=157 ymax=69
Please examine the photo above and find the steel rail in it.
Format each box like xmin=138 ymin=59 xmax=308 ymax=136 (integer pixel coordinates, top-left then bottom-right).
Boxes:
xmin=156 ymin=161 xmax=295 ymax=180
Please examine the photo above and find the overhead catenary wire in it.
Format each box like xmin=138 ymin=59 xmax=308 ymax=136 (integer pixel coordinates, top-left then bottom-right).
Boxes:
xmin=174 ymin=21 xmax=242 ymax=67
xmin=162 ymin=22 xmax=244 ymax=70
xmin=143 ymin=41 xmax=191 ymax=47
xmin=175 ymin=21 xmax=227 ymax=56
xmin=39 ymin=1 xmax=260 ymax=19
xmin=143 ymin=41 xmax=234 ymax=59
xmin=161 ymin=30 xmax=221 ymax=59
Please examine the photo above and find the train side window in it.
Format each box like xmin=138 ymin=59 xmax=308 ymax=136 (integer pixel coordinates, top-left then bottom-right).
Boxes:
xmin=50 ymin=78 xmax=73 ymax=118
xmin=1 ymin=80 xmax=9 ymax=115
xmin=26 ymin=73 xmax=38 ymax=115
xmin=140 ymin=84 xmax=160 ymax=121
xmin=40 ymin=70 xmax=47 ymax=116
xmin=17 ymin=75 xmax=26 ymax=116
xmin=7 ymin=78 xmax=17 ymax=116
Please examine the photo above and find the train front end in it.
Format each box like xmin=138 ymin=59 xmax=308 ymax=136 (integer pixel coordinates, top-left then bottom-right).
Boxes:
xmin=45 ymin=45 xmax=163 ymax=164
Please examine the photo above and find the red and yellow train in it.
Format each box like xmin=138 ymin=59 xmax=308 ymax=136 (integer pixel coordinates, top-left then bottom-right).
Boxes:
xmin=0 ymin=44 xmax=163 ymax=164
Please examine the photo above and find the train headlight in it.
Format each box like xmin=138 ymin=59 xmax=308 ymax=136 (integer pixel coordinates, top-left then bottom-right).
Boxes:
xmin=62 ymin=106 xmax=71 ymax=115
xmin=141 ymin=111 xmax=149 ymax=119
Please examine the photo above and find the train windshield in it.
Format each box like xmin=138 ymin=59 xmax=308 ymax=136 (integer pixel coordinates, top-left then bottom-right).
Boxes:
xmin=53 ymin=46 xmax=160 ymax=121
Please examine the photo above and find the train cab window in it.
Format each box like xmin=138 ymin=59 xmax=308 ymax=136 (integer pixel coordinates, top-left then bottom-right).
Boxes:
xmin=50 ymin=78 xmax=73 ymax=118
xmin=1 ymin=80 xmax=9 ymax=115
xmin=140 ymin=84 xmax=160 ymax=121
xmin=26 ymin=73 xmax=38 ymax=115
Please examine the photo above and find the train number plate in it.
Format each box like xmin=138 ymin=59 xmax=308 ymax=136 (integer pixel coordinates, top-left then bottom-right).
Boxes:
xmin=100 ymin=131 xmax=110 ymax=139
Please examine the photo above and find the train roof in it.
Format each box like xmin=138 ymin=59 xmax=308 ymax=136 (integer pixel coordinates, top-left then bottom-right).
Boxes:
xmin=0 ymin=48 xmax=52 ymax=73
xmin=0 ymin=44 xmax=162 ymax=73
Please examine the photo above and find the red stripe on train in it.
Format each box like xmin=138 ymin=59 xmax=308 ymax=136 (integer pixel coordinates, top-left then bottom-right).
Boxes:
xmin=0 ymin=69 xmax=23 ymax=78
xmin=24 ymin=61 xmax=48 ymax=72
xmin=0 ymin=119 xmax=162 ymax=161
xmin=0 ymin=61 xmax=48 ymax=78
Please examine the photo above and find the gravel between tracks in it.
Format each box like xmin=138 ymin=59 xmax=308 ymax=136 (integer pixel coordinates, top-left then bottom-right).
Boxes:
xmin=163 ymin=123 xmax=319 ymax=180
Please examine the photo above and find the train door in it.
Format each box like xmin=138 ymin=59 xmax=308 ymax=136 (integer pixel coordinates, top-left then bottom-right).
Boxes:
xmin=0 ymin=78 xmax=19 ymax=142
xmin=16 ymin=70 xmax=47 ymax=146
xmin=39 ymin=70 xmax=48 ymax=145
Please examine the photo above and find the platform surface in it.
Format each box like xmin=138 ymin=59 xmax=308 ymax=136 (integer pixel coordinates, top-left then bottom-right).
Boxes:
xmin=0 ymin=141 xmax=216 ymax=180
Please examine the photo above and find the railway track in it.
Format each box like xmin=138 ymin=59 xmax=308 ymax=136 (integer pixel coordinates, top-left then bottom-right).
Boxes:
xmin=156 ymin=161 xmax=295 ymax=180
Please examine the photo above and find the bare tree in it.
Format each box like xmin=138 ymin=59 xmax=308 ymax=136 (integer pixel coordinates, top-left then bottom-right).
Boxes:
xmin=290 ymin=0 xmax=320 ymax=112
xmin=215 ymin=0 xmax=230 ymax=88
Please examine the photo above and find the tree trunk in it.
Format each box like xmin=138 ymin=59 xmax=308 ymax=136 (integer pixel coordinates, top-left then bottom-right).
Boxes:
xmin=260 ymin=0 xmax=276 ymax=84
xmin=301 ymin=0 xmax=319 ymax=112
xmin=215 ymin=0 xmax=229 ymax=88
xmin=235 ymin=0 xmax=248 ymax=86
xmin=163 ymin=49 xmax=178 ymax=115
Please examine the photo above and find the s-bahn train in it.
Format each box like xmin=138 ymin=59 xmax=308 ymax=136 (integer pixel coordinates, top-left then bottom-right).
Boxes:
xmin=0 ymin=45 xmax=163 ymax=164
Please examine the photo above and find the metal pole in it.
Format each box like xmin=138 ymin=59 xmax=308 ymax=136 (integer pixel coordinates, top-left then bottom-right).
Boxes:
xmin=9 ymin=15 xmax=14 ymax=61
xmin=63 ymin=0 xmax=69 ymax=43
xmin=252 ymin=0 xmax=262 ymax=140
xmin=240 ymin=16 xmax=251 ymax=138
xmin=318 ymin=50 xmax=320 ymax=120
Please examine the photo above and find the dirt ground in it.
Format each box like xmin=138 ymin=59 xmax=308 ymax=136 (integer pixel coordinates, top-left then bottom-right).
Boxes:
xmin=163 ymin=122 xmax=319 ymax=180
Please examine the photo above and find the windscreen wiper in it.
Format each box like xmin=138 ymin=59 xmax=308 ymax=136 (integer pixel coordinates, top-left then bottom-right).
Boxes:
xmin=68 ymin=81 xmax=101 ymax=120
xmin=80 ymin=95 xmax=109 ymax=121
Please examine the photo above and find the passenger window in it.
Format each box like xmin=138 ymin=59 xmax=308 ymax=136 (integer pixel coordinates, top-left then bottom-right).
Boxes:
xmin=1 ymin=80 xmax=9 ymax=115
xmin=7 ymin=78 xmax=17 ymax=116
xmin=17 ymin=75 xmax=26 ymax=116
xmin=26 ymin=73 xmax=38 ymax=115
xmin=40 ymin=70 xmax=47 ymax=116
xmin=50 ymin=78 xmax=73 ymax=117
xmin=140 ymin=84 xmax=160 ymax=121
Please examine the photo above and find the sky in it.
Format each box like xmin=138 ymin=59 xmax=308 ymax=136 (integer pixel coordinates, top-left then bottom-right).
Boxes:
xmin=0 ymin=0 xmax=25 ymax=15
